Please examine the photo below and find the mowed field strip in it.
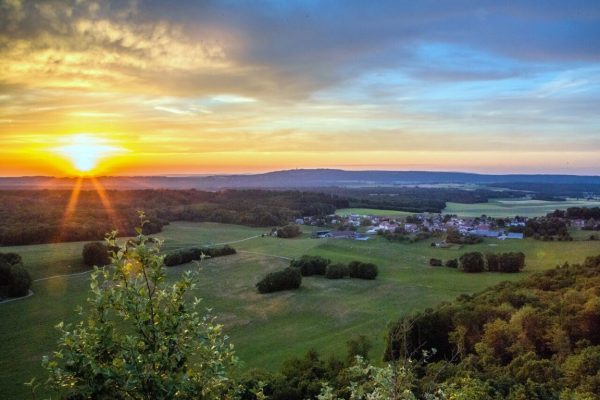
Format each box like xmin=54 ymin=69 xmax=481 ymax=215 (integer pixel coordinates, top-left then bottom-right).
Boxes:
xmin=444 ymin=198 xmax=600 ymax=218
xmin=1 ymin=221 xmax=600 ymax=398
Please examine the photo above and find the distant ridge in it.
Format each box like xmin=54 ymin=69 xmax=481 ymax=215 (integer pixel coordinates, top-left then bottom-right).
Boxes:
xmin=1 ymin=169 xmax=600 ymax=190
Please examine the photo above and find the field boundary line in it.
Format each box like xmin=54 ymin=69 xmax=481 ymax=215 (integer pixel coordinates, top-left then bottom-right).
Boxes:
xmin=0 ymin=289 xmax=34 ymax=304
xmin=237 ymin=250 xmax=293 ymax=261
xmin=34 ymin=269 xmax=94 ymax=282
xmin=211 ymin=235 xmax=263 ymax=246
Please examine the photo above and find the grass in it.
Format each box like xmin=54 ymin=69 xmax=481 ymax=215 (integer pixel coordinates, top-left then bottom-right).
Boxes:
xmin=444 ymin=198 xmax=600 ymax=218
xmin=335 ymin=208 xmax=415 ymax=217
xmin=1 ymin=222 xmax=600 ymax=399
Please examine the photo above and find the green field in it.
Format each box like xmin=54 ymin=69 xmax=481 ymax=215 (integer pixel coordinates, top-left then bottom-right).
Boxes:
xmin=444 ymin=198 xmax=600 ymax=217
xmin=335 ymin=208 xmax=414 ymax=217
xmin=1 ymin=222 xmax=600 ymax=399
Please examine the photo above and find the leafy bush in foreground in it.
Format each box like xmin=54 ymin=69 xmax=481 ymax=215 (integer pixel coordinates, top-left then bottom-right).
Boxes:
xmin=41 ymin=215 xmax=239 ymax=399
xmin=256 ymin=267 xmax=302 ymax=293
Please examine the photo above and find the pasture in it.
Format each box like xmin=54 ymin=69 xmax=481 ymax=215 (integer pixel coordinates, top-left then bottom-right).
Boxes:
xmin=444 ymin=198 xmax=600 ymax=218
xmin=1 ymin=222 xmax=600 ymax=399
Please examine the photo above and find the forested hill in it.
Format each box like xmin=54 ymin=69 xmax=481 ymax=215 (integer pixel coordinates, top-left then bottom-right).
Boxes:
xmin=2 ymin=169 xmax=600 ymax=190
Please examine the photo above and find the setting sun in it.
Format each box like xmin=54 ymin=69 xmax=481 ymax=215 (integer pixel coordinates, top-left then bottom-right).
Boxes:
xmin=52 ymin=135 xmax=126 ymax=174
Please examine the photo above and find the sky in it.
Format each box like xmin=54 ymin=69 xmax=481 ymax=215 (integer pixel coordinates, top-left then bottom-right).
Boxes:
xmin=1 ymin=0 xmax=600 ymax=176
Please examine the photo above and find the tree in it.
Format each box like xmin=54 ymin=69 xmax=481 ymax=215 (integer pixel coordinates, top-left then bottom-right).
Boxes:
xmin=325 ymin=263 xmax=348 ymax=279
xmin=256 ymin=267 xmax=302 ymax=293
xmin=347 ymin=261 xmax=378 ymax=280
xmin=0 ymin=260 xmax=32 ymax=298
xmin=429 ymin=258 xmax=443 ymax=267
xmin=82 ymin=241 xmax=111 ymax=267
xmin=41 ymin=214 xmax=239 ymax=399
xmin=459 ymin=252 xmax=485 ymax=273
xmin=276 ymin=224 xmax=302 ymax=239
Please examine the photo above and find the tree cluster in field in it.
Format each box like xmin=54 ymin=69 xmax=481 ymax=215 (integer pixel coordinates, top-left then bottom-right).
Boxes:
xmin=524 ymin=217 xmax=572 ymax=241
xmin=445 ymin=227 xmax=483 ymax=245
xmin=257 ymin=257 xmax=379 ymax=293
xmin=0 ymin=189 xmax=348 ymax=245
xmin=275 ymin=224 xmax=302 ymax=238
xmin=384 ymin=254 xmax=600 ymax=399
xmin=290 ymin=255 xmax=378 ymax=280
xmin=163 ymin=245 xmax=236 ymax=267
xmin=0 ymin=252 xmax=31 ymax=299
xmin=429 ymin=251 xmax=525 ymax=273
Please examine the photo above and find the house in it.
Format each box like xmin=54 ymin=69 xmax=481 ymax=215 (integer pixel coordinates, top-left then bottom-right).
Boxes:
xmin=313 ymin=230 xmax=332 ymax=239
xmin=506 ymin=232 xmax=524 ymax=239
xmin=470 ymin=229 xmax=503 ymax=238
xmin=329 ymin=231 xmax=357 ymax=239
xmin=295 ymin=218 xmax=305 ymax=225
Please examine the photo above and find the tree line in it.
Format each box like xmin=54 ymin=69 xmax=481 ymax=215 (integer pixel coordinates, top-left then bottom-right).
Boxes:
xmin=0 ymin=189 xmax=347 ymax=246
xmin=384 ymin=255 xmax=600 ymax=399
xmin=431 ymin=252 xmax=525 ymax=273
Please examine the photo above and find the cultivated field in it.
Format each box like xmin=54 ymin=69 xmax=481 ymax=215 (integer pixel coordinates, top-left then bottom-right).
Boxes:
xmin=1 ymin=222 xmax=600 ymax=398
xmin=444 ymin=198 xmax=600 ymax=217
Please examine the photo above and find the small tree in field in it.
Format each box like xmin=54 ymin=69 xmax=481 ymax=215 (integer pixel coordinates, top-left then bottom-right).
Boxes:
xmin=41 ymin=213 xmax=239 ymax=399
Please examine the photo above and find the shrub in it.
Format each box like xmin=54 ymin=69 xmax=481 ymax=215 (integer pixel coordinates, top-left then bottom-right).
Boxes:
xmin=276 ymin=224 xmax=302 ymax=239
xmin=82 ymin=242 xmax=111 ymax=267
xmin=256 ymin=267 xmax=302 ymax=293
xmin=290 ymin=255 xmax=330 ymax=276
xmin=348 ymin=261 xmax=379 ymax=280
xmin=459 ymin=252 xmax=485 ymax=273
xmin=429 ymin=258 xmax=443 ymax=267
xmin=445 ymin=259 xmax=458 ymax=268
xmin=497 ymin=252 xmax=526 ymax=273
xmin=0 ymin=260 xmax=31 ymax=298
xmin=325 ymin=263 xmax=348 ymax=279
xmin=164 ymin=245 xmax=236 ymax=267
xmin=0 ymin=252 xmax=22 ymax=266
xmin=485 ymin=252 xmax=499 ymax=272
xmin=163 ymin=252 xmax=183 ymax=267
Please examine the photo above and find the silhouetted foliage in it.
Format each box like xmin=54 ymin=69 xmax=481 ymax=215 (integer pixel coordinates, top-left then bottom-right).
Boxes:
xmin=82 ymin=242 xmax=111 ymax=267
xmin=0 ymin=252 xmax=31 ymax=299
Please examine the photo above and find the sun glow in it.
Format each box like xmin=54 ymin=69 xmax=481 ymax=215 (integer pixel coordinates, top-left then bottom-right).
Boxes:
xmin=53 ymin=134 xmax=126 ymax=174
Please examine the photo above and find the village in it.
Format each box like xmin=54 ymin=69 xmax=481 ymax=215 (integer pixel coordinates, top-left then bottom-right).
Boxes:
xmin=294 ymin=212 xmax=528 ymax=242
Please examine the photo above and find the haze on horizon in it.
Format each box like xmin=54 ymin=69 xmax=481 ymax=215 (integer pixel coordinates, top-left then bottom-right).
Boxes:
xmin=1 ymin=0 xmax=599 ymax=177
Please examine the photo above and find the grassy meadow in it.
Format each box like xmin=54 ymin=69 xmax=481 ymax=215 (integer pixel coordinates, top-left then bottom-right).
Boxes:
xmin=1 ymin=222 xmax=600 ymax=398
xmin=444 ymin=198 xmax=600 ymax=217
